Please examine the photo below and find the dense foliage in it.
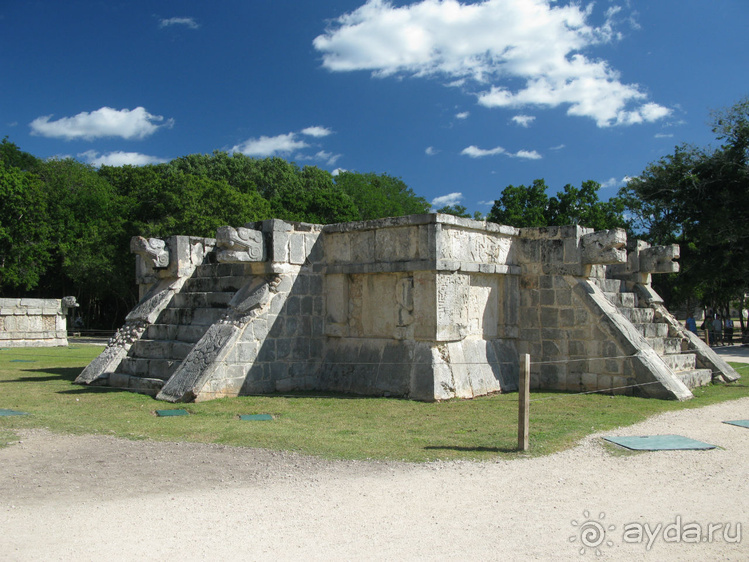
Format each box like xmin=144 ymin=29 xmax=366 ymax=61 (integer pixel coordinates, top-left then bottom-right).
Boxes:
xmin=618 ymin=97 xmax=749 ymax=322
xmin=0 ymin=140 xmax=429 ymax=328
xmin=485 ymin=99 xmax=749 ymax=316
xmin=3 ymin=98 xmax=746 ymax=330
xmin=487 ymin=179 xmax=626 ymax=231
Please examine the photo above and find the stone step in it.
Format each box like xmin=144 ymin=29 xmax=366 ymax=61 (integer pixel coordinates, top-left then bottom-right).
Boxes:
xmin=193 ymin=263 xmax=250 ymax=279
xmin=676 ymin=369 xmax=713 ymax=389
xmin=634 ymin=322 xmax=669 ymax=338
xmin=145 ymin=323 xmax=213 ymax=343
xmin=181 ymin=276 xmax=246 ymax=293
xmin=662 ymin=352 xmax=696 ymax=372
xmin=171 ymin=291 xmax=233 ymax=309
xmin=620 ymin=307 xmax=654 ymax=323
xmin=128 ymin=339 xmax=194 ymax=361
xmin=144 ymin=323 xmax=177 ymax=341
xmin=604 ymin=291 xmax=638 ymax=308
xmin=595 ymin=278 xmax=630 ymax=293
xmin=117 ymin=357 xmax=181 ymax=381
xmin=157 ymin=306 xmax=228 ymax=326
xmin=646 ymin=337 xmax=683 ymax=355
xmin=108 ymin=372 xmax=165 ymax=396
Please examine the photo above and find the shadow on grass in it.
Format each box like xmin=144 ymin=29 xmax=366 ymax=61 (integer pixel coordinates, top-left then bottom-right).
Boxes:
xmin=0 ymin=367 xmax=83 ymax=383
xmin=57 ymin=386 xmax=128 ymax=395
xmin=424 ymin=445 xmax=519 ymax=453
xmin=242 ymin=390 xmax=410 ymax=401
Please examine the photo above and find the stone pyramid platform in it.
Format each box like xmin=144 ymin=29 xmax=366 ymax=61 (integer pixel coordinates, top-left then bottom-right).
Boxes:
xmin=76 ymin=216 xmax=739 ymax=402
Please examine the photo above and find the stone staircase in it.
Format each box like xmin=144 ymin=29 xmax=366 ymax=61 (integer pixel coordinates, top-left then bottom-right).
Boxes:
xmin=108 ymin=264 xmax=243 ymax=395
xmin=596 ymin=279 xmax=713 ymax=390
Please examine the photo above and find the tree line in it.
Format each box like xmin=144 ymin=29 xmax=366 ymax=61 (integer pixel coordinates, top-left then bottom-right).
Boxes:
xmin=0 ymin=143 xmax=429 ymax=328
xmin=483 ymin=98 xmax=749 ymax=329
xmin=1 ymin=99 xmax=746 ymax=330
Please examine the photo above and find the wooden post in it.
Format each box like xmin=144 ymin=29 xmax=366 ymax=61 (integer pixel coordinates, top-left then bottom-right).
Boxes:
xmin=518 ymin=353 xmax=530 ymax=452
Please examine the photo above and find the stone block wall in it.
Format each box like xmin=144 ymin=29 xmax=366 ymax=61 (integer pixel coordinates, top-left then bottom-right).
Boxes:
xmin=315 ymin=215 xmax=521 ymax=400
xmin=79 ymin=214 xmax=737 ymax=402
xmin=155 ymin=221 xmax=326 ymax=401
xmin=0 ymin=298 xmax=69 ymax=347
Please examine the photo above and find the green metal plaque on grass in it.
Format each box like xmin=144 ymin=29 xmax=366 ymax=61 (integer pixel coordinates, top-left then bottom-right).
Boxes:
xmin=603 ymin=434 xmax=716 ymax=451
xmin=155 ymin=409 xmax=189 ymax=417
xmin=0 ymin=408 xmax=29 ymax=416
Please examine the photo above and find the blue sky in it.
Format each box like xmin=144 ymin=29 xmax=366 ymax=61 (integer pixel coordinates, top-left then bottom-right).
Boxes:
xmin=3 ymin=0 xmax=748 ymax=215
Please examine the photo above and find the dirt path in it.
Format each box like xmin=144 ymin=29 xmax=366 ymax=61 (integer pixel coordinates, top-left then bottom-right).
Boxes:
xmin=2 ymin=398 xmax=748 ymax=561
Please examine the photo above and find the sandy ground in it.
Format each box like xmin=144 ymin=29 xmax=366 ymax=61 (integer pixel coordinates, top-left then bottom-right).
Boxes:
xmin=1 ymin=394 xmax=748 ymax=562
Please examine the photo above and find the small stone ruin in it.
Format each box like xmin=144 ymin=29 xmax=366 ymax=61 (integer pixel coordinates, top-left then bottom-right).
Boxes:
xmin=76 ymin=214 xmax=739 ymax=401
xmin=1 ymin=297 xmax=78 ymax=348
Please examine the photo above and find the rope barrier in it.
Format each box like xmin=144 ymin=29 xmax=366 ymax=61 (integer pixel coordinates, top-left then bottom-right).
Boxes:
xmin=2 ymin=345 xmax=745 ymax=402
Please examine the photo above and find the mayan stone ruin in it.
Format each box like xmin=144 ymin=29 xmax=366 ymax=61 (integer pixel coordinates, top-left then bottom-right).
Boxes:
xmin=1 ymin=297 xmax=78 ymax=348
xmin=76 ymin=214 xmax=739 ymax=402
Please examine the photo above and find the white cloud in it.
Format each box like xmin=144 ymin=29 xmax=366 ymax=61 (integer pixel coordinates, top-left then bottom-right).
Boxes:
xmin=461 ymin=145 xmax=540 ymax=159
xmin=231 ymin=126 xmax=339 ymax=159
xmin=78 ymin=150 xmax=167 ymax=167
xmin=230 ymin=133 xmax=309 ymax=157
xmin=455 ymin=111 xmax=470 ymax=119
xmin=512 ymin=114 xmax=535 ymax=127
xmin=301 ymin=126 xmax=334 ymax=137
xmin=314 ymin=150 xmax=342 ymax=166
xmin=425 ymin=146 xmax=438 ymax=155
xmin=432 ymin=192 xmax=463 ymax=207
xmin=462 ymin=145 xmax=506 ymax=158
xmin=477 ymin=200 xmax=495 ymax=206
xmin=314 ymin=0 xmax=669 ymax=127
xmin=332 ymin=168 xmax=347 ymax=176
xmin=655 ymin=132 xmax=674 ymax=139
xmin=514 ymin=149 xmax=542 ymax=160
xmin=159 ymin=17 xmax=199 ymax=29
xmin=30 ymin=107 xmax=173 ymax=140
xmin=549 ymin=143 xmax=566 ymax=150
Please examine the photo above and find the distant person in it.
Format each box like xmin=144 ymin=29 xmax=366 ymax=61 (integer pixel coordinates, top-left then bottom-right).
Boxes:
xmin=712 ymin=315 xmax=724 ymax=346
xmin=724 ymin=316 xmax=734 ymax=345
xmin=703 ymin=313 xmax=712 ymax=344
xmin=685 ymin=315 xmax=697 ymax=334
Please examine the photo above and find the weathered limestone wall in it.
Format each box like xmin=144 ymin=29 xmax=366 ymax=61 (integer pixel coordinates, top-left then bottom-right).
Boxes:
xmin=0 ymin=298 xmax=72 ymax=347
xmin=317 ymin=215 xmax=520 ymax=400
xmin=77 ymin=213 xmax=738 ymax=402
xmin=516 ymin=226 xmax=692 ymax=399
xmin=77 ymin=236 xmax=214 ymax=386
xmin=158 ymin=221 xmax=326 ymax=401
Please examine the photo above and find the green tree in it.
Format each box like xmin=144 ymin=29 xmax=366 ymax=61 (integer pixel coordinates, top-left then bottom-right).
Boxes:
xmin=271 ymin=167 xmax=359 ymax=224
xmin=620 ymin=97 xmax=749 ymax=317
xmin=1 ymin=137 xmax=40 ymax=171
xmin=0 ymin=160 xmax=51 ymax=290
xmin=547 ymin=181 xmax=627 ymax=231
xmin=487 ymin=179 xmax=550 ymax=227
xmin=149 ymin=173 xmax=272 ymax=237
xmin=335 ymin=171 xmax=430 ymax=220
xmin=435 ymin=204 xmax=472 ymax=218
xmin=32 ymin=158 xmax=133 ymax=326
xmin=488 ymin=179 xmax=626 ymax=230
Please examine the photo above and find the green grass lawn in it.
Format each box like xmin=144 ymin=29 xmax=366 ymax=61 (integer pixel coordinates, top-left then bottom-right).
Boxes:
xmin=1 ymin=345 xmax=747 ymax=461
